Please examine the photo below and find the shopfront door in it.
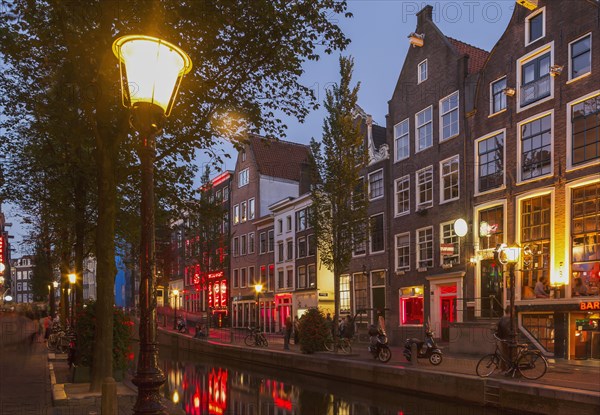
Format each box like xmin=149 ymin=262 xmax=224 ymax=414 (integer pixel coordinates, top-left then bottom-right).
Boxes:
xmin=441 ymin=297 xmax=456 ymax=341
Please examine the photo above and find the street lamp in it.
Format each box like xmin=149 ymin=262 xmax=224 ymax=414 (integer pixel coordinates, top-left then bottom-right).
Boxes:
xmin=113 ymin=34 xmax=192 ymax=415
xmin=51 ymin=281 xmax=59 ymax=317
xmin=254 ymin=283 xmax=263 ymax=329
xmin=453 ymin=218 xmax=468 ymax=238
xmin=496 ymin=243 xmax=521 ymax=343
xmin=172 ymin=289 xmax=180 ymax=330
xmin=68 ymin=273 xmax=77 ymax=328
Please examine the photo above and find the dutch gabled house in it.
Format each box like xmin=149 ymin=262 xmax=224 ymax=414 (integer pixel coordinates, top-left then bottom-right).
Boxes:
xmin=386 ymin=5 xmax=489 ymax=344
xmin=230 ymin=135 xmax=311 ymax=330
xmin=469 ymin=0 xmax=600 ymax=360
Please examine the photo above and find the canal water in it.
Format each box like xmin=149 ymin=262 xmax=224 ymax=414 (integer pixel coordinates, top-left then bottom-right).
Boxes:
xmin=158 ymin=347 xmax=530 ymax=415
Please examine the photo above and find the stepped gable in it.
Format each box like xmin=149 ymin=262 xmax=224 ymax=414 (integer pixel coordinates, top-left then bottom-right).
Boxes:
xmin=447 ymin=37 xmax=490 ymax=74
xmin=248 ymin=134 xmax=310 ymax=182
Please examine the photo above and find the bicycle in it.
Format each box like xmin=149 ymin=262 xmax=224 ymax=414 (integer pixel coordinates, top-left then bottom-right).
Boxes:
xmin=476 ymin=334 xmax=548 ymax=380
xmin=244 ymin=327 xmax=269 ymax=347
xmin=324 ymin=335 xmax=352 ymax=354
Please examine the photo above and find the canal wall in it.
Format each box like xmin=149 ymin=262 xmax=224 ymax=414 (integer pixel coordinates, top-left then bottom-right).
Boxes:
xmin=155 ymin=328 xmax=600 ymax=415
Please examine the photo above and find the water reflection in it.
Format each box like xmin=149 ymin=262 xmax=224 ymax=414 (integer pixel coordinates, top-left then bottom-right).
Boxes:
xmin=160 ymin=348 xmax=525 ymax=415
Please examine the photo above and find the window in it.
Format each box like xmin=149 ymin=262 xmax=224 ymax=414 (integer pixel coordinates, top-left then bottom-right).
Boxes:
xmin=526 ymin=9 xmax=544 ymax=45
xmin=520 ymin=51 xmax=551 ymax=107
xmin=417 ymin=227 xmax=433 ymax=268
xmin=354 ymin=273 xmax=368 ymax=310
xmin=240 ymin=268 xmax=247 ymax=287
xmin=307 ymin=234 xmax=316 ymax=256
xmin=297 ymin=237 xmax=307 ymax=258
xmin=520 ymin=194 xmax=551 ymax=297
xmin=570 ymin=93 xmax=600 ymax=167
xmin=248 ymin=232 xmax=255 ymax=254
xmin=416 ymin=166 xmax=433 ymax=210
xmin=238 ymin=168 xmax=249 ymax=187
xmin=233 ymin=204 xmax=240 ymax=225
xmin=416 ymin=106 xmax=433 ymax=152
xmin=286 ymin=240 xmax=293 ymax=261
xmin=277 ymin=242 xmax=284 ymax=262
xmin=395 ymin=233 xmax=410 ymax=271
xmin=418 ymin=59 xmax=427 ymax=83
xmin=286 ymin=216 xmax=292 ymax=232
xmin=400 ymin=287 xmax=424 ymax=325
xmin=340 ymin=275 xmax=350 ymax=313
xmin=268 ymin=230 xmax=275 ymax=252
xmin=233 ymin=269 xmax=239 ymax=288
xmin=241 ymin=201 xmax=247 ymax=222
xmin=477 ymin=132 xmax=505 ymax=193
xmin=223 ymin=186 xmax=229 ymax=201
xmin=277 ymin=219 xmax=283 ymax=234
xmin=569 ymin=34 xmax=592 ymax=81
xmin=571 ymin=182 xmax=600 ymax=297
xmin=240 ymin=234 xmax=247 ymax=255
xmin=296 ymin=208 xmax=308 ymax=231
xmin=249 ymin=198 xmax=255 ymax=220
xmin=490 ymin=77 xmax=507 ymax=114
xmin=440 ymin=91 xmax=459 ymax=141
xmin=278 ymin=270 xmax=284 ymax=290
xmin=440 ymin=155 xmax=459 ymax=203
xmin=286 ymin=268 xmax=294 ymax=288
xmin=353 ymin=223 xmax=367 ymax=256
xmin=268 ymin=264 xmax=275 ymax=291
xmin=394 ymin=119 xmax=409 ymax=161
xmin=478 ymin=205 xmax=504 ymax=250
xmin=297 ymin=266 xmax=306 ymax=289
xmin=441 ymin=222 xmax=460 ymax=266
xmin=368 ymin=170 xmax=384 ymax=200
xmin=394 ymin=175 xmax=410 ymax=216
xmin=232 ymin=237 xmax=239 ymax=257
xmin=520 ymin=113 xmax=552 ymax=181
xmin=308 ymin=264 xmax=316 ymax=288
xmin=259 ymin=232 xmax=267 ymax=254
xmin=249 ymin=266 xmax=255 ymax=286
xmin=353 ymin=177 xmax=365 ymax=208
xmin=370 ymin=214 xmax=384 ymax=253
xmin=260 ymin=265 xmax=266 ymax=286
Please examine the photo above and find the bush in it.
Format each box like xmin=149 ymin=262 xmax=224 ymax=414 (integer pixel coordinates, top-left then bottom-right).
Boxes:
xmin=297 ymin=308 xmax=330 ymax=354
xmin=75 ymin=301 xmax=133 ymax=370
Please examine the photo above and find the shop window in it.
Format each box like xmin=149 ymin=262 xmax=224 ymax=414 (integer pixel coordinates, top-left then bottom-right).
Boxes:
xmin=478 ymin=205 xmax=504 ymax=250
xmin=340 ymin=275 xmax=350 ymax=314
xmin=353 ymin=273 xmax=368 ymax=310
xmin=400 ymin=287 xmax=424 ymax=325
xmin=520 ymin=194 xmax=552 ymax=299
xmin=522 ymin=314 xmax=554 ymax=353
xmin=571 ymin=182 xmax=600 ymax=296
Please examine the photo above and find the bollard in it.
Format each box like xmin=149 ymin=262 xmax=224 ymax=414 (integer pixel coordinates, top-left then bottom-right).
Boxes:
xmin=411 ymin=343 xmax=418 ymax=365
xmin=101 ymin=377 xmax=117 ymax=415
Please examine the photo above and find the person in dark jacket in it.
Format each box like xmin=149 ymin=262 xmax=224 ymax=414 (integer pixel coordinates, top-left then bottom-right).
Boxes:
xmin=496 ymin=307 xmax=512 ymax=371
xmin=284 ymin=316 xmax=292 ymax=350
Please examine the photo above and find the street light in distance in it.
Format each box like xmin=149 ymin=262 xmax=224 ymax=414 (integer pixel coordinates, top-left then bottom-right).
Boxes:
xmin=254 ymin=283 xmax=263 ymax=329
xmin=113 ymin=34 xmax=192 ymax=415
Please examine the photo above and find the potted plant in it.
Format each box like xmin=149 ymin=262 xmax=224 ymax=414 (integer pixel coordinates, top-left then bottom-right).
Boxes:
xmin=72 ymin=300 xmax=134 ymax=382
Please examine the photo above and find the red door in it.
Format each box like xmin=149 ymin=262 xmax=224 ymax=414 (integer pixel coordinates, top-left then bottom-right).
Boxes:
xmin=441 ymin=297 xmax=456 ymax=341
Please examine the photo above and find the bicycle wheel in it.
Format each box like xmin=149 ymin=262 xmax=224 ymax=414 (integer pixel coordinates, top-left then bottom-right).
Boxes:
xmin=324 ymin=337 xmax=334 ymax=352
xmin=244 ymin=334 xmax=255 ymax=346
xmin=339 ymin=338 xmax=352 ymax=354
xmin=259 ymin=335 xmax=269 ymax=347
xmin=378 ymin=345 xmax=392 ymax=363
xmin=517 ymin=351 xmax=547 ymax=380
xmin=476 ymin=354 xmax=499 ymax=377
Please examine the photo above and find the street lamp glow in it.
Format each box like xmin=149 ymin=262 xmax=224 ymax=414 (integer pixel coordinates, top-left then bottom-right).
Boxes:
xmin=53 ymin=281 xmax=59 ymax=289
xmin=254 ymin=283 xmax=263 ymax=294
xmin=113 ymin=35 xmax=193 ymax=116
xmin=172 ymin=288 xmax=179 ymax=297
xmin=453 ymin=218 xmax=468 ymax=237
xmin=68 ymin=273 xmax=77 ymax=284
xmin=496 ymin=243 xmax=520 ymax=264
xmin=4 ymin=295 xmax=12 ymax=302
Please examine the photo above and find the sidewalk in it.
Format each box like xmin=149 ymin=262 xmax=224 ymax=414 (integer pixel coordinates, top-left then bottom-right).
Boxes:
xmin=169 ymin=325 xmax=600 ymax=393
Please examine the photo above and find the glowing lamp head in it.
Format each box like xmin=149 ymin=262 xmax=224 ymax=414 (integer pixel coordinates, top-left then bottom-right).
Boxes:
xmin=53 ymin=281 xmax=59 ymax=288
xmin=68 ymin=273 xmax=77 ymax=284
xmin=172 ymin=289 xmax=180 ymax=297
xmin=112 ymin=35 xmax=192 ymax=117
xmin=254 ymin=284 xmax=263 ymax=294
xmin=453 ymin=218 xmax=468 ymax=237
xmin=496 ymin=244 xmax=520 ymax=264
xmin=0 ymin=276 xmax=4 ymax=285
xmin=4 ymin=295 xmax=12 ymax=302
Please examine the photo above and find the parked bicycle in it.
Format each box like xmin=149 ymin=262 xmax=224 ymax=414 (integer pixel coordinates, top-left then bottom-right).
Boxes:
xmin=244 ymin=327 xmax=269 ymax=347
xmin=324 ymin=335 xmax=352 ymax=354
xmin=47 ymin=326 xmax=75 ymax=354
xmin=476 ymin=334 xmax=548 ymax=380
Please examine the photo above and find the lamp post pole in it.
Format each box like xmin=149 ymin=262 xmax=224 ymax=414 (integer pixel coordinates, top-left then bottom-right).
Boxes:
xmin=254 ymin=284 xmax=262 ymax=330
xmin=172 ymin=289 xmax=179 ymax=330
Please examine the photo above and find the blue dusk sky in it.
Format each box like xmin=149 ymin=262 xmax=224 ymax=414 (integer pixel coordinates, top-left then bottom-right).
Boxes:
xmin=6 ymin=1 xmax=515 ymax=255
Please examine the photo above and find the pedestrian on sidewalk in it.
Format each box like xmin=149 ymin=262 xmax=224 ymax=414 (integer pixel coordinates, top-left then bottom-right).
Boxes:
xmin=496 ymin=306 xmax=512 ymax=371
xmin=284 ymin=316 xmax=292 ymax=350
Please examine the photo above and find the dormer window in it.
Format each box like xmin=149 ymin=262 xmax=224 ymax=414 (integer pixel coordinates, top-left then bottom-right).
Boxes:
xmin=526 ymin=8 xmax=545 ymax=45
xmin=418 ymin=59 xmax=428 ymax=84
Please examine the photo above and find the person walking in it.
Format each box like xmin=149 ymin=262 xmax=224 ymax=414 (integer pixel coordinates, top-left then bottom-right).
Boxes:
xmin=293 ymin=316 xmax=300 ymax=345
xmin=284 ymin=316 xmax=292 ymax=350
xmin=496 ymin=306 xmax=512 ymax=371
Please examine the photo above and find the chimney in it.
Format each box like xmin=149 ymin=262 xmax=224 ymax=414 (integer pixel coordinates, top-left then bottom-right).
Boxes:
xmin=417 ymin=5 xmax=433 ymax=27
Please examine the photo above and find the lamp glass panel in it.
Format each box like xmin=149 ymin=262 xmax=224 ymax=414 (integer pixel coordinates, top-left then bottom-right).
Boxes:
xmin=120 ymin=39 xmax=186 ymax=112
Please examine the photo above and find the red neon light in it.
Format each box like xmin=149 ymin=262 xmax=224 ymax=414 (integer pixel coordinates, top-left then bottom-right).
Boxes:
xmin=273 ymin=397 xmax=292 ymax=411
xmin=211 ymin=171 xmax=231 ymax=187
xmin=208 ymin=271 xmax=224 ymax=280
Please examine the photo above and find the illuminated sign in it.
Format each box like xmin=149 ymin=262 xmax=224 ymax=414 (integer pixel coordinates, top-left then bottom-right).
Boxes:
xmin=208 ymin=276 xmax=228 ymax=310
xmin=208 ymin=271 xmax=224 ymax=280
xmin=580 ymin=301 xmax=600 ymax=311
xmin=0 ymin=235 xmax=4 ymax=271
